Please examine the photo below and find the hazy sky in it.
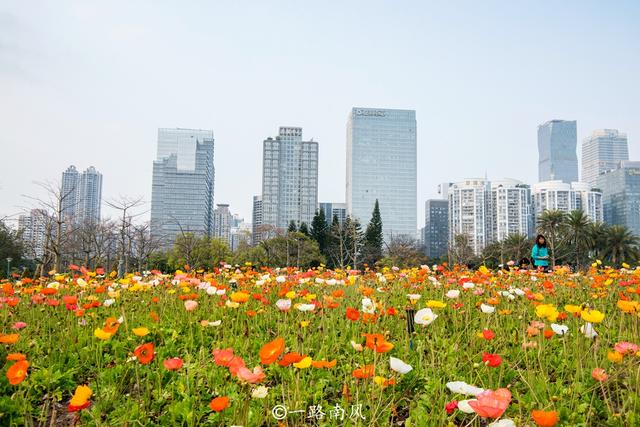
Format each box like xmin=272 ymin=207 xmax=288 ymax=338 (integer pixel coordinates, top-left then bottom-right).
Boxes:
xmin=1 ymin=1 xmax=639 ymax=227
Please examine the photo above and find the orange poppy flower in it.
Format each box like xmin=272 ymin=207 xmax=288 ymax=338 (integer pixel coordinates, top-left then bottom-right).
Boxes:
xmin=543 ymin=329 xmax=554 ymax=339
xmin=278 ymin=352 xmax=305 ymax=367
xmin=209 ymin=396 xmax=229 ymax=412
xmin=62 ymin=295 xmax=77 ymax=305
xmin=259 ymin=337 xmax=285 ymax=365
xmin=362 ymin=333 xmax=394 ymax=353
xmin=332 ymin=289 xmax=345 ymax=298
xmin=6 ymin=353 xmax=26 ymax=361
xmin=311 ymin=359 xmax=337 ymax=369
xmin=103 ymin=317 xmax=120 ymax=334
xmin=149 ymin=311 xmax=160 ymax=322
xmin=0 ymin=334 xmax=20 ymax=344
xmin=352 ymin=364 xmax=375 ymax=379
xmin=6 ymin=360 xmax=29 ymax=385
xmin=41 ymin=288 xmax=57 ymax=296
xmin=68 ymin=385 xmax=93 ymax=412
xmin=133 ymin=343 xmax=155 ymax=364
xmin=531 ymin=410 xmax=559 ymax=427
xmin=346 ymin=307 xmax=360 ymax=321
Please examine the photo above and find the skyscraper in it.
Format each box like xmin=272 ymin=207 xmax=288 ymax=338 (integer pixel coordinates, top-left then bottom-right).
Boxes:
xmin=61 ymin=166 xmax=80 ymax=219
xmin=597 ymin=161 xmax=640 ymax=236
xmin=581 ymin=129 xmax=629 ymax=187
xmin=424 ymin=199 xmax=449 ymax=259
xmin=538 ymin=120 xmax=578 ymax=183
xmin=252 ymin=195 xmax=264 ymax=245
xmin=212 ymin=204 xmax=233 ymax=244
xmin=489 ymin=179 xmax=532 ymax=241
xmin=261 ymin=127 xmax=318 ymax=232
xmin=60 ymin=165 xmax=103 ymax=224
xmin=18 ymin=209 xmax=49 ymax=259
xmin=448 ymin=179 xmax=490 ymax=255
xmin=346 ymin=107 xmax=417 ymax=240
xmin=78 ymin=166 xmax=102 ymax=224
xmin=531 ymin=180 xmax=603 ymax=223
xmin=150 ymin=128 xmax=215 ymax=247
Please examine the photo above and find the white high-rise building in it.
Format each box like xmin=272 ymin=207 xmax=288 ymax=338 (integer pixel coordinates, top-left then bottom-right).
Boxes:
xmin=532 ymin=180 xmax=603 ymax=223
xmin=448 ymin=179 xmax=490 ymax=255
xmin=489 ymin=179 xmax=532 ymax=241
xmin=18 ymin=209 xmax=50 ymax=259
xmin=60 ymin=165 xmax=102 ymax=225
xmin=346 ymin=107 xmax=417 ymax=240
xmin=581 ymin=129 xmax=629 ymax=187
xmin=261 ymin=127 xmax=318 ymax=232
xmin=252 ymin=195 xmax=264 ymax=245
xmin=212 ymin=204 xmax=233 ymax=244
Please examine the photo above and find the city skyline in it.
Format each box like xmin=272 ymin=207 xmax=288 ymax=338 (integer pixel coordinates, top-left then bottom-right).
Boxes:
xmin=1 ymin=2 xmax=638 ymax=225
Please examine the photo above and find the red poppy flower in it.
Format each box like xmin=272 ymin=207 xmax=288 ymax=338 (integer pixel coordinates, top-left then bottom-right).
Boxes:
xmin=209 ymin=396 xmax=229 ymax=412
xmin=278 ymin=352 xmax=305 ymax=367
xmin=482 ymin=329 xmax=495 ymax=340
xmin=352 ymin=364 xmax=375 ymax=379
xmin=163 ymin=357 xmax=183 ymax=370
xmin=133 ymin=343 xmax=155 ymax=364
xmin=482 ymin=353 xmax=502 ymax=367
xmin=346 ymin=307 xmax=360 ymax=321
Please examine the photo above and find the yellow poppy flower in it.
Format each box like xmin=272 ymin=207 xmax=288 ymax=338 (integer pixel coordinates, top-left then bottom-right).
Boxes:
xmin=132 ymin=327 xmax=150 ymax=337
xmin=581 ymin=309 xmax=605 ymax=323
xmin=426 ymin=300 xmax=447 ymax=309
xmin=94 ymin=328 xmax=112 ymax=340
xmin=293 ymin=356 xmax=312 ymax=369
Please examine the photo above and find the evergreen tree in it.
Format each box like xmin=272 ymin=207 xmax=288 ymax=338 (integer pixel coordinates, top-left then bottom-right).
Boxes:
xmin=363 ymin=199 xmax=384 ymax=266
xmin=287 ymin=220 xmax=297 ymax=233
xmin=298 ymin=222 xmax=310 ymax=236
xmin=310 ymin=210 xmax=328 ymax=255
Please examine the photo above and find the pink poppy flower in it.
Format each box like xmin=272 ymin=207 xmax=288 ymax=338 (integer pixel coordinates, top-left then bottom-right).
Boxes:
xmin=614 ymin=341 xmax=638 ymax=355
xmin=227 ymin=356 xmax=246 ymax=376
xmin=237 ymin=366 xmax=265 ymax=384
xmin=591 ymin=368 xmax=608 ymax=382
xmin=468 ymin=388 xmax=511 ymax=418
xmin=212 ymin=348 xmax=235 ymax=367
xmin=163 ymin=357 xmax=183 ymax=371
xmin=11 ymin=322 xmax=27 ymax=330
xmin=184 ymin=300 xmax=198 ymax=311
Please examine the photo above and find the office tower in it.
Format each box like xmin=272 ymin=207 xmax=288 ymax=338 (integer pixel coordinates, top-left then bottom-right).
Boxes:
xmin=230 ymin=221 xmax=252 ymax=251
xmin=346 ymin=107 xmax=417 ymax=240
xmin=448 ymin=179 xmax=490 ymax=255
xmin=77 ymin=166 xmax=102 ymax=224
xmin=424 ymin=199 xmax=449 ymax=258
xmin=597 ymin=161 xmax=640 ymax=236
xmin=538 ymin=120 xmax=578 ymax=183
xmin=261 ymin=127 xmax=318 ymax=232
xmin=582 ymin=129 xmax=629 ymax=187
xmin=61 ymin=166 xmax=80 ymax=219
xmin=252 ymin=195 xmax=263 ymax=245
xmin=60 ymin=165 xmax=103 ymax=225
xmin=212 ymin=204 xmax=233 ymax=244
xmin=532 ymin=180 xmax=603 ymax=223
xmin=489 ymin=179 xmax=532 ymax=241
xmin=150 ymin=128 xmax=215 ymax=247
xmin=18 ymin=209 xmax=49 ymax=259
xmin=319 ymin=202 xmax=347 ymax=226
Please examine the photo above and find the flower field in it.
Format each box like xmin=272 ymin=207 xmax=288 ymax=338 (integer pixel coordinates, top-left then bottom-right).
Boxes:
xmin=1 ymin=264 xmax=640 ymax=426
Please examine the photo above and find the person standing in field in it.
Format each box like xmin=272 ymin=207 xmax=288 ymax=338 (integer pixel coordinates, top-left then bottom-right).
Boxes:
xmin=531 ymin=234 xmax=550 ymax=272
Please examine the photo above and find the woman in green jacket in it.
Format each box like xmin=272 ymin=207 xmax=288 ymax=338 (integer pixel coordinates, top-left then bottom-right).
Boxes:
xmin=531 ymin=234 xmax=550 ymax=272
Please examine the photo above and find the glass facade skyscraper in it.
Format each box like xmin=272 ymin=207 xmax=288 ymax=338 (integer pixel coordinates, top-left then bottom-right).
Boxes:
xmin=581 ymin=129 xmax=629 ymax=187
xmin=150 ymin=128 xmax=215 ymax=247
xmin=424 ymin=199 xmax=449 ymax=259
xmin=597 ymin=161 xmax=640 ymax=236
xmin=319 ymin=202 xmax=347 ymax=226
xmin=538 ymin=120 xmax=578 ymax=183
xmin=346 ymin=107 xmax=417 ymax=240
xmin=261 ymin=127 xmax=318 ymax=234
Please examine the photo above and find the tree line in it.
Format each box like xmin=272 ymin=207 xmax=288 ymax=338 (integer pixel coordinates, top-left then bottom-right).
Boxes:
xmin=449 ymin=209 xmax=639 ymax=269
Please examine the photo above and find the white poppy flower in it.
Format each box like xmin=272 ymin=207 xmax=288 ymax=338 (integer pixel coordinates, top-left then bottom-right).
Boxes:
xmin=297 ymin=303 xmax=315 ymax=312
xmin=276 ymin=276 xmax=286 ymax=283
xmin=446 ymin=290 xmax=460 ymax=299
xmin=462 ymin=282 xmax=475 ymax=289
xmin=275 ymin=299 xmax=291 ymax=311
xmin=480 ymin=304 xmax=495 ymax=314
xmin=206 ymin=286 xmax=217 ymax=295
xmin=361 ymin=298 xmax=376 ymax=314
xmin=580 ymin=322 xmax=598 ymax=338
xmin=350 ymin=340 xmax=363 ymax=352
xmin=389 ymin=357 xmax=413 ymax=374
xmin=446 ymin=381 xmax=485 ymax=396
xmin=550 ymin=323 xmax=569 ymax=335
xmin=414 ymin=308 xmax=438 ymax=326
xmin=489 ymin=419 xmax=517 ymax=427
xmin=103 ymin=299 xmax=115 ymax=307
xmin=251 ymin=385 xmax=269 ymax=399
xmin=457 ymin=400 xmax=476 ymax=413
xmin=407 ymin=294 xmax=421 ymax=300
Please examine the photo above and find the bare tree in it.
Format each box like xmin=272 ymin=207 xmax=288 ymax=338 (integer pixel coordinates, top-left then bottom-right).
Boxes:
xmin=104 ymin=196 xmax=145 ymax=275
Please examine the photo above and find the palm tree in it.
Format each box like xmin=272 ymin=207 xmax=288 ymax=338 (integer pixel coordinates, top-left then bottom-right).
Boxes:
xmin=603 ymin=225 xmax=639 ymax=266
xmin=587 ymin=221 xmax=609 ymax=261
xmin=536 ymin=210 xmax=568 ymax=267
xmin=501 ymin=233 xmax=530 ymax=263
xmin=564 ymin=210 xmax=593 ymax=270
